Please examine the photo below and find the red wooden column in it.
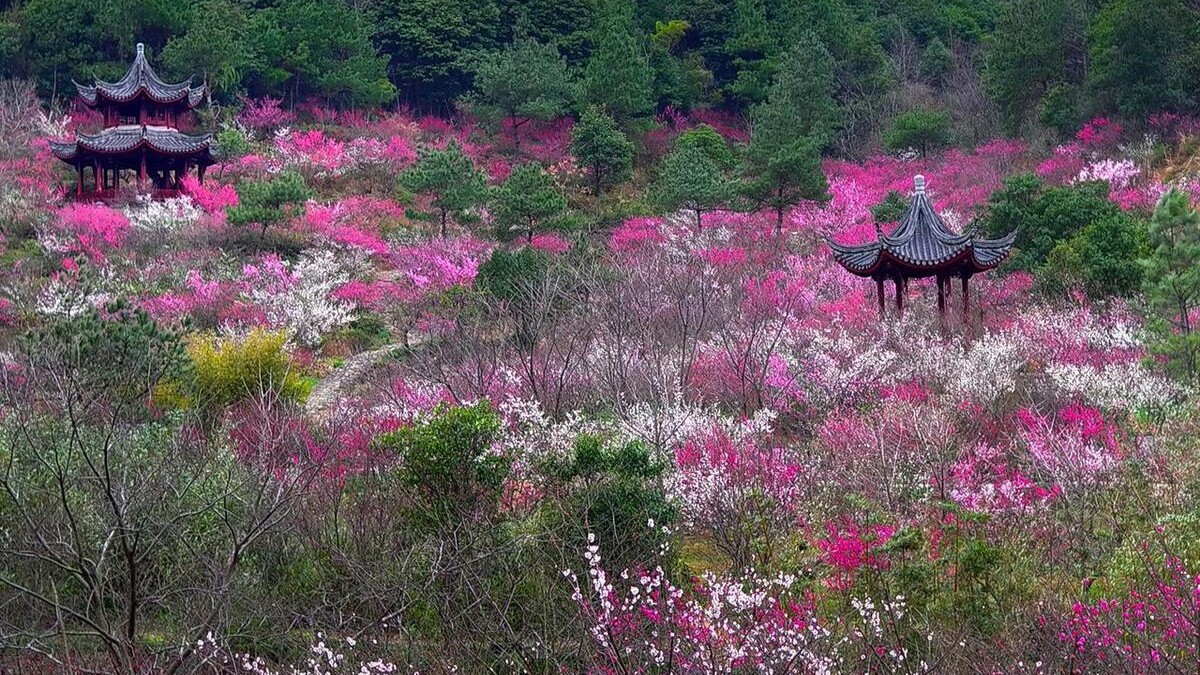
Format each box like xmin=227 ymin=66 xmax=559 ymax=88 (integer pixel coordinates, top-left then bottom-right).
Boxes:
xmin=139 ymin=150 xmax=147 ymax=189
xmin=93 ymin=160 xmax=101 ymax=193
xmin=894 ymin=276 xmax=905 ymax=313
xmin=961 ymin=275 xmax=971 ymax=326
xmin=75 ymin=161 xmax=83 ymax=197
xmin=875 ymin=277 xmax=885 ymax=316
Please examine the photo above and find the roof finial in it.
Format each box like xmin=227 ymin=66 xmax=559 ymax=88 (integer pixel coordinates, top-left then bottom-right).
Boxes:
xmin=914 ymin=174 xmax=926 ymax=195
xmin=136 ymin=43 xmax=145 ymax=57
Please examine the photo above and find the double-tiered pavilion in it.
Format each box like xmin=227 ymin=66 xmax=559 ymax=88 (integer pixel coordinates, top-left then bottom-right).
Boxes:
xmin=50 ymin=43 xmax=216 ymax=200
xmin=827 ymin=175 xmax=1017 ymax=321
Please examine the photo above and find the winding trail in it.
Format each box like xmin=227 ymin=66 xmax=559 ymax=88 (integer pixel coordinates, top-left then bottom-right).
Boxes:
xmin=304 ymin=334 xmax=423 ymax=417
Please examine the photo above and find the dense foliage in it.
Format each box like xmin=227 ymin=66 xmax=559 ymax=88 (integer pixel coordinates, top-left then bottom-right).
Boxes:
xmin=6 ymin=0 xmax=1200 ymax=151
xmin=5 ymin=2 xmax=1200 ymax=673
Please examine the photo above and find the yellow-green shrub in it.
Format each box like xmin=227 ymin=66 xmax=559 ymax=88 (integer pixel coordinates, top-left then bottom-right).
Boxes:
xmin=185 ymin=329 xmax=309 ymax=410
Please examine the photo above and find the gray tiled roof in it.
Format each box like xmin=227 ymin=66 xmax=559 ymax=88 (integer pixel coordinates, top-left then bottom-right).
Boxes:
xmin=827 ymin=175 xmax=1017 ymax=278
xmin=73 ymin=43 xmax=204 ymax=108
xmin=50 ymin=125 xmax=213 ymax=160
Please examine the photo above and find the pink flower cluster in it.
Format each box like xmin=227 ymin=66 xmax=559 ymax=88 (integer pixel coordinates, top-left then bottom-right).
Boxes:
xmin=50 ymin=202 xmax=130 ymax=264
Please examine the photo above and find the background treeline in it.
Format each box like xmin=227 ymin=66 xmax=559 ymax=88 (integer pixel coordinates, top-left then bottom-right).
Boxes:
xmin=2 ymin=0 xmax=1199 ymax=155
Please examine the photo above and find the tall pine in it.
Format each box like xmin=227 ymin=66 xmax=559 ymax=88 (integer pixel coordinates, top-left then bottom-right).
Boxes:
xmin=581 ymin=0 xmax=654 ymax=125
xmin=1143 ymin=188 xmax=1200 ymax=381
xmin=742 ymin=31 xmax=833 ymax=236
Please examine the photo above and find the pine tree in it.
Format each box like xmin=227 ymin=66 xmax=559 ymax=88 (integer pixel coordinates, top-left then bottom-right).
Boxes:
xmin=227 ymin=171 xmax=311 ymax=236
xmin=491 ymin=162 xmax=568 ymax=243
xmin=1142 ymin=188 xmax=1200 ymax=381
xmin=581 ymin=0 xmax=654 ymax=125
xmin=570 ymin=107 xmax=635 ymax=197
xmin=919 ymin=37 xmax=954 ymax=85
xmin=741 ymin=136 xmax=827 ymax=235
xmin=740 ymin=32 xmax=833 ymax=235
xmin=883 ymin=109 xmax=952 ymax=157
xmin=723 ymin=0 xmax=777 ymax=109
xmin=467 ymin=38 xmax=575 ymax=149
xmin=749 ymin=31 xmax=839 ymax=151
xmin=654 ymin=143 xmax=734 ymax=228
xmin=400 ymin=141 xmax=486 ymax=237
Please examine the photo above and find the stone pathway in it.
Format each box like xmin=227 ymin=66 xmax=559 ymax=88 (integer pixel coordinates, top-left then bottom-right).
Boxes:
xmin=304 ymin=337 xmax=416 ymax=417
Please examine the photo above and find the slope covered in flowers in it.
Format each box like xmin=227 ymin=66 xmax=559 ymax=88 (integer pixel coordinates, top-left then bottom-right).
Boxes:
xmin=2 ymin=98 xmax=1199 ymax=674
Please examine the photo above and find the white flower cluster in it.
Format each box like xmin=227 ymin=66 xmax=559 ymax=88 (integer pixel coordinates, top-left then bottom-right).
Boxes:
xmin=250 ymin=248 xmax=358 ymax=347
xmin=35 ymin=270 xmax=115 ymax=318
xmin=194 ymin=630 xmax=399 ymax=674
xmin=498 ymin=395 xmax=609 ymax=464
xmin=1074 ymin=158 xmax=1140 ymax=188
xmin=1046 ymin=361 xmax=1184 ymax=412
xmin=123 ymin=194 xmax=203 ymax=234
xmin=924 ymin=332 xmax=1025 ymax=405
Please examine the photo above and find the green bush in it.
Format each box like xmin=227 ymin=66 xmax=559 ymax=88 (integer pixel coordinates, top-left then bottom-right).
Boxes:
xmin=376 ymin=402 xmax=511 ymax=529
xmin=542 ymin=435 xmax=675 ymax=572
xmin=184 ymin=329 xmax=308 ymax=411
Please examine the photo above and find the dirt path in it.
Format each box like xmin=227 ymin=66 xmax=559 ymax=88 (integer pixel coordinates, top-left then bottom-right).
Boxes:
xmin=304 ymin=336 xmax=419 ymax=417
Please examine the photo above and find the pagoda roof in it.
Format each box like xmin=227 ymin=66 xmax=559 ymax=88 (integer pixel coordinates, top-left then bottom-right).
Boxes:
xmin=73 ymin=43 xmax=205 ymax=108
xmin=50 ymin=125 xmax=215 ymax=161
xmin=827 ymin=175 xmax=1017 ymax=279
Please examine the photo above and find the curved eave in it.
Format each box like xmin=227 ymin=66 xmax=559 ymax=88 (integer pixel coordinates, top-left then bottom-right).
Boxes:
xmin=50 ymin=137 xmax=215 ymax=163
xmin=82 ymin=85 xmax=202 ymax=108
xmin=829 ymin=243 xmax=1015 ymax=279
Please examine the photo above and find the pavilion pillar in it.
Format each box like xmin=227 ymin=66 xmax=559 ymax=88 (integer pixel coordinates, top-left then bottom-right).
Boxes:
xmin=197 ymin=163 xmax=207 ymax=184
xmin=75 ymin=162 xmax=83 ymax=198
xmin=961 ymin=275 xmax=971 ymax=326
xmin=875 ymin=277 xmax=885 ymax=316
xmin=894 ymin=276 xmax=904 ymax=313
xmin=93 ymin=160 xmax=101 ymax=193
xmin=139 ymin=151 xmax=147 ymax=189
xmin=936 ymin=276 xmax=946 ymax=317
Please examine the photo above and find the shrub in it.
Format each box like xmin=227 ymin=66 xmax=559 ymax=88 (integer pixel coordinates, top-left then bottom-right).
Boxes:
xmin=185 ymin=329 xmax=308 ymax=413
xmin=375 ymin=402 xmax=510 ymax=529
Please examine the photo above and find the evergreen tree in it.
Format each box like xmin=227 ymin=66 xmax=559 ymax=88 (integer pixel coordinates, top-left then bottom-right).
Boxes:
xmin=919 ymin=36 xmax=954 ymax=85
xmin=372 ymin=0 xmax=501 ymax=109
xmin=883 ymin=108 xmax=952 ymax=157
xmin=1142 ymin=188 xmax=1200 ymax=381
xmin=581 ymin=0 xmax=654 ymax=125
xmin=675 ymin=124 xmax=738 ymax=172
xmin=570 ymin=107 xmax=635 ymax=197
xmin=491 ymin=162 xmax=568 ymax=244
xmin=467 ymin=39 xmax=575 ymax=149
xmin=723 ymin=0 xmax=777 ymax=109
xmin=649 ymin=20 xmax=708 ymax=111
xmin=227 ymin=171 xmax=311 ymax=236
xmin=740 ymin=33 xmax=833 ymax=235
xmin=983 ymin=0 xmax=1076 ymax=133
xmin=870 ymin=190 xmax=909 ymax=224
xmin=749 ymin=31 xmax=839 ymax=151
xmin=252 ymin=0 xmax=394 ymax=108
xmin=401 ymin=142 xmax=487 ymax=236
xmin=1038 ymin=84 xmax=1082 ymax=141
xmin=741 ymin=136 xmax=828 ymax=236
xmin=499 ymin=0 xmax=595 ymax=66
xmin=161 ymin=0 xmax=251 ymax=101
xmin=654 ymin=143 xmax=734 ymax=228
xmin=1087 ymin=0 xmax=1200 ymax=117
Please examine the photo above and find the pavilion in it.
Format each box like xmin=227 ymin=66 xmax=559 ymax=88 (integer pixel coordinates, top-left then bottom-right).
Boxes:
xmin=826 ymin=175 xmax=1017 ymax=321
xmin=49 ymin=43 xmax=216 ymax=200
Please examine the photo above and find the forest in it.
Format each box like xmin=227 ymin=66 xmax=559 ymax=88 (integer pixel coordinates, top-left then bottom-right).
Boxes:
xmin=1 ymin=0 xmax=1200 ymax=673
